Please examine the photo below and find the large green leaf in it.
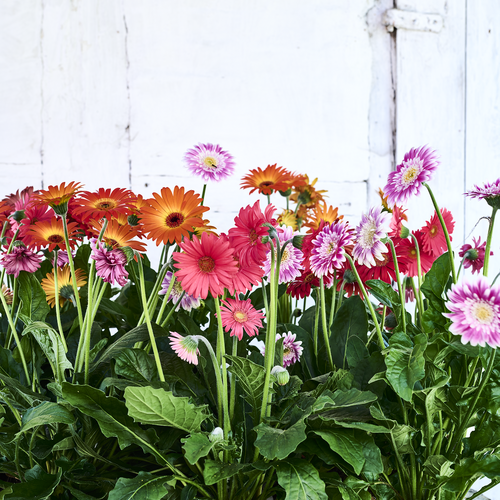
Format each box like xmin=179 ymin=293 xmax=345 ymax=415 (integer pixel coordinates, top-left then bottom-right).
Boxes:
xmin=203 ymin=460 xmax=250 ymax=486
xmin=254 ymin=419 xmax=307 ymax=460
xmin=181 ymin=433 xmax=214 ymax=465
xmin=444 ymin=455 xmax=500 ymax=491
xmin=124 ymin=386 xmax=208 ymax=432
xmin=365 ymin=280 xmax=401 ymax=320
xmin=275 ymin=459 xmax=328 ymax=500
xmin=108 ymin=471 xmax=172 ymax=500
xmin=21 ymin=401 xmax=74 ymax=433
xmin=4 ymin=465 xmax=61 ymax=500
xmin=114 ymin=348 xmax=159 ymax=383
xmin=18 ymin=272 xmax=50 ymax=322
xmin=312 ymin=388 xmax=377 ymax=413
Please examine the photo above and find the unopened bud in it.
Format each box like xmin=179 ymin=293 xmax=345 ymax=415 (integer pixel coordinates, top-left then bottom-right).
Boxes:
xmin=209 ymin=427 xmax=224 ymax=443
xmin=292 ymin=308 xmax=302 ymax=318
xmin=399 ymin=225 xmax=410 ymax=239
xmin=261 ymin=235 xmax=270 ymax=244
xmin=279 ymin=188 xmax=292 ymax=197
xmin=10 ymin=210 xmax=25 ymax=222
xmin=343 ymin=269 xmax=356 ymax=284
xmin=127 ymin=214 xmax=140 ymax=227
xmin=120 ymin=246 xmax=135 ymax=264
xmin=271 ymin=365 xmax=290 ymax=386
xmin=292 ymin=235 xmax=304 ymax=250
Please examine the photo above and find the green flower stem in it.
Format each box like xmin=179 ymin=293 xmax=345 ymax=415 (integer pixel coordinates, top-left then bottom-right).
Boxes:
xmin=409 ymin=233 xmax=425 ymax=324
xmin=0 ymin=228 xmax=20 ymax=289
xmin=200 ymin=184 xmax=207 ymax=206
xmin=336 ymin=282 xmax=345 ymax=312
xmin=229 ymin=335 xmax=238 ymax=423
xmin=345 ymin=255 xmax=385 ymax=350
xmin=483 ymin=207 xmax=497 ymax=277
xmin=52 ymin=251 xmax=68 ymax=353
xmin=266 ymin=194 xmax=271 ymax=205
xmin=137 ymin=253 xmax=165 ymax=383
xmin=4 ymin=278 xmax=19 ymax=350
xmin=328 ymin=273 xmax=337 ymax=329
xmin=319 ymin=277 xmax=334 ymax=372
xmin=387 ymin=239 xmax=406 ymax=334
xmin=424 ymin=182 xmax=457 ymax=283
xmin=160 ymin=291 xmax=185 ymax=329
xmin=138 ymin=263 xmax=169 ymax=326
xmin=156 ymin=269 xmax=176 ymax=325
xmin=313 ymin=288 xmax=320 ymax=357
xmin=261 ymin=278 xmax=269 ymax=320
xmin=450 ymin=348 xmax=496 ymax=455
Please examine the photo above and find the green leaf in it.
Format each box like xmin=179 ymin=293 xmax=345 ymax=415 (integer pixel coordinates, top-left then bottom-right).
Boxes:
xmin=385 ymin=332 xmax=426 ymax=401
xmin=108 ymin=471 xmax=171 ymax=500
xmin=254 ymin=419 xmax=307 ymax=460
xmin=114 ymin=348 xmax=159 ymax=383
xmin=21 ymin=401 xmax=74 ymax=433
xmin=4 ymin=465 xmax=61 ymax=500
xmin=312 ymin=388 xmax=377 ymax=413
xmin=365 ymin=280 xmax=401 ymax=319
xmin=275 ymin=459 xmax=328 ymax=500
xmin=331 ymin=296 xmax=368 ymax=370
xmin=203 ymin=460 xmax=250 ymax=486
xmin=64 ymin=486 xmax=103 ymax=500
xmin=124 ymin=386 xmax=208 ymax=432
xmin=181 ymin=433 xmax=214 ymax=465
xmin=18 ymin=272 xmax=50 ymax=322
xmin=444 ymin=455 xmax=500 ymax=491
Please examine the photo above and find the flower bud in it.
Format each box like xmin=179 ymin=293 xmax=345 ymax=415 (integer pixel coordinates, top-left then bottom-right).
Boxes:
xmin=127 ymin=214 xmax=140 ymax=227
xmin=10 ymin=210 xmax=25 ymax=222
xmin=120 ymin=246 xmax=135 ymax=264
xmin=343 ymin=269 xmax=356 ymax=284
xmin=271 ymin=365 xmax=290 ymax=386
xmin=399 ymin=225 xmax=410 ymax=239
xmin=292 ymin=235 xmax=304 ymax=250
xmin=279 ymin=188 xmax=292 ymax=197
xmin=292 ymin=308 xmax=302 ymax=318
xmin=209 ymin=427 xmax=224 ymax=443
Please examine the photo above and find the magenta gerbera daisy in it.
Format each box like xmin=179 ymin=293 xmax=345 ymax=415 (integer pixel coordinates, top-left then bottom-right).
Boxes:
xmin=459 ymin=237 xmax=492 ymax=275
xmin=352 ymin=206 xmax=391 ymax=268
xmin=384 ymin=146 xmax=439 ymax=206
xmin=91 ymin=240 xmax=128 ymax=286
xmin=184 ymin=143 xmax=235 ymax=182
xmin=0 ymin=245 xmax=42 ymax=278
xmin=160 ymin=271 xmax=201 ymax=312
xmin=465 ymin=178 xmax=500 ymax=208
xmin=219 ymin=298 xmax=264 ymax=341
xmin=169 ymin=332 xmax=200 ymax=365
xmin=310 ymin=220 xmax=354 ymax=278
xmin=280 ymin=332 xmax=303 ymax=367
xmin=443 ymin=275 xmax=500 ymax=347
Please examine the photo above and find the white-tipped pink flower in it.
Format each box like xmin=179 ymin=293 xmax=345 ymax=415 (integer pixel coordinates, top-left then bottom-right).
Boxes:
xmin=184 ymin=143 xmax=235 ymax=182
xmin=169 ymin=332 xmax=200 ymax=365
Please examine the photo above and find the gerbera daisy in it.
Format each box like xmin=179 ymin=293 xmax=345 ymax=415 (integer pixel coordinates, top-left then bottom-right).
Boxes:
xmin=310 ymin=220 xmax=354 ymax=278
xmin=277 ymin=209 xmax=298 ymax=230
xmin=388 ymin=205 xmax=409 ymax=242
xmin=219 ymin=298 xmax=264 ymax=341
xmin=420 ymin=208 xmax=455 ymax=257
xmin=72 ymin=188 xmax=137 ymax=221
xmin=169 ymin=332 xmax=199 ymax=365
xmin=459 ymin=237 xmax=492 ymax=275
xmin=261 ymin=332 xmax=303 ymax=367
xmin=384 ymin=146 xmax=439 ymax=206
xmin=2 ymin=285 xmax=13 ymax=305
xmin=357 ymin=243 xmax=397 ymax=284
xmin=91 ymin=240 xmax=129 ymax=286
xmin=41 ymin=265 xmax=87 ymax=308
xmin=18 ymin=203 xmax=52 ymax=248
xmin=465 ymin=178 xmax=500 ymax=209
xmin=173 ymin=232 xmax=238 ymax=299
xmin=352 ymin=206 xmax=391 ymax=268
xmin=289 ymin=175 xmax=327 ymax=210
xmin=29 ymin=217 xmax=81 ymax=252
xmin=33 ymin=182 xmax=82 ymax=216
xmin=286 ymin=268 xmax=320 ymax=299
xmin=184 ymin=143 xmax=235 ymax=182
xmin=263 ymin=226 xmax=304 ymax=284
xmin=160 ymin=271 xmax=201 ymax=312
xmin=3 ymin=187 xmax=35 ymax=209
xmin=241 ymin=164 xmax=293 ymax=195
xmin=303 ymin=203 xmax=342 ymax=232
xmin=443 ymin=275 xmax=500 ymax=347
xmin=397 ymin=231 xmax=434 ymax=277
xmin=141 ymin=186 xmax=209 ymax=246
xmin=89 ymin=218 xmax=147 ymax=252
xmin=0 ymin=245 xmax=42 ymax=278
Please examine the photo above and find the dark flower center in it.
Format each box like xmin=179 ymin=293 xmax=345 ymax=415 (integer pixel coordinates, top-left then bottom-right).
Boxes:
xmin=198 ymin=256 xmax=215 ymax=273
xmin=259 ymin=181 xmax=273 ymax=188
xmin=96 ymin=199 xmax=116 ymax=210
xmin=48 ymin=235 xmax=64 ymax=244
xmin=248 ymin=229 xmax=259 ymax=244
xmin=166 ymin=212 xmax=184 ymax=228
xmin=304 ymin=273 xmax=315 ymax=283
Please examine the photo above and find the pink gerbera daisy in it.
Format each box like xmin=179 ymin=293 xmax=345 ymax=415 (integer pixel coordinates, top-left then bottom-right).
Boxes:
xmin=465 ymin=178 xmax=500 ymax=209
xmin=397 ymin=231 xmax=435 ymax=277
xmin=0 ymin=245 xmax=42 ymax=278
xmin=173 ymin=232 xmax=238 ymax=299
xmin=169 ymin=332 xmax=200 ymax=365
xmin=420 ymin=208 xmax=455 ymax=257
xmin=219 ymin=298 xmax=264 ymax=341
xmin=184 ymin=143 xmax=235 ymax=182
xmin=384 ymin=146 xmax=439 ymax=206
xmin=459 ymin=237 xmax=492 ymax=275
xmin=443 ymin=275 xmax=500 ymax=347
xmin=310 ymin=220 xmax=354 ymax=278
xmin=353 ymin=206 xmax=391 ymax=268
xmin=91 ymin=240 xmax=128 ymax=286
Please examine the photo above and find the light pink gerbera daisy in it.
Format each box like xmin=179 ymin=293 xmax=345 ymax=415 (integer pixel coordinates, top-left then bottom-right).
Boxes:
xmin=91 ymin=240 xmax=128 ymax=286
xmin=384 ymin=146 xmax=439 ymax=207
xmin=0 ymin=245 xmax=42 ymax=278
xmin=173 ymin=232 xmax=238 ymax=299
xmin=352 ymin=206 xmax=391 ymax=268
xmin=443 ymin=276 xmax=500 ymax=347
xmin=184 ymin=143 xmax=235 ymax=182
xmin=219 ymin=298 xmax=264 ymax=341
xmin=310 ymin=220 xmax=354 ymax=278
xmin=459 ymin=237 xmax=492 ymax=275
xmin=169 ymin=332 xmax=200 ymax=365
xmin=160 ymin=271 xmax=201 ymax=312
xmin=465 ymin=178 xmax=500 ymax=208
xmin=263 ymin=226 xmax=304 ymax=284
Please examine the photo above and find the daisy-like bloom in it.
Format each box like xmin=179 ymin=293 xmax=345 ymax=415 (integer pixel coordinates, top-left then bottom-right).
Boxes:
xmin=303 ymin=203 xmax=342 ymax=232
xmin=388 ymin=205 xmax=409 ymax=243
xmin=459 ymin=236 xmax=492 ymax=274
xmin=443 ymin=275 xmax=500 ymax=347
xmin=219 ymin=298 xmax=264 ymax=341
xmin=160 ymin=271 xmax=201 ymax=312
xmin=397 ymin=231 xmax=435 ymax=277
xmin=277 ymin=209 xmax=298 ymax=230
xmin=173 ymin=232 xmax=238 ymax=299
xmin=33 ymin=182 xmax=82 ymax=215
xmin=465 ymin=178 xmax=500 ymax=209
xmin=310 ymin=220 xmax=354 ymax=278
xmin=287 ymin=268 xmax=320 ymax=299
xmin=0 ymin=245 xmax=42 ymax=278
xmin=289 ymin=175 xmax=327 ymax=211
xmin=384 ymin=146 xmax=439 ymax=207
xmin=357 ymin=244 xmax=397 ymax=284
xmin=3 ymin=187 xmax=35 ymax=209
xmin=18 ymin=203 xmax=52 ymax=248
xmin=73 ymin=188 xmax=137 ymax=221
xmin=89 ymin=218 xmax=147 ymax=252
xmin=41 ymin=265 xmax=87 ymax=308
xmin=184 ymin=143 xmax=235 ymax=182
xmin=241 ymin=164 xmax=294 ymax=195
xmin=51 ymin=250 xmax=73 ymax=268
xmin=353 ymin=206 xmax=391 ymax=268
xmin=2 ymin=285 xmax=13 ymax=305
xmin=29 ymin=217 xmax=81 ymax=252
xmin=421 ymin=208 xmax=455 ymax=257
xmin=141 ymin=186 xmax=209 ymax=246
xmin=263 ymin=226 xmax=304 ymax=284
xmin=91 ymin=240 xmax=129 ymax=286
xmin=277 ymin=332 xmax=304 ymax=367
xmin=169 ymin=332 xmax=199 ymax=365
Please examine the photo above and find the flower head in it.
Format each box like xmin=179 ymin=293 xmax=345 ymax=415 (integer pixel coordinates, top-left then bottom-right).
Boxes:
xmin=219 ymin=298 xmax=264 ymax=341
xmin=169 ymin=332 xmax=199 ymax=365
xmin=303 ymin=203 xmax=342 ymax=232
xmin=173 ymin=232 xmax=238 ymax=299
xmin=280 ymin=332 xmax=303 ymax=367
xmin=184 ymin=143 xmax=235 ymax=182
xmin=396 ymin=231 xmax=435 ymax=277
xmin=420 ymin=208 xmax=455 ymax=257
xmin=91 ymin=240 xmax=129 ymax=286
xmin=29 ymin=217 xmax=81 ymax=252
xmin=73 ymin=188 xmax=137 ymax=221
xmin=0 ymin=246 xmax=42 ymax=278
xmin=90 ymin=218 xmax=147 ymax=252
xmin=443 ymin=275 xmax=500 ymax=347
xmin=2 ymin=285 xmax=13 ymax=305
xmin=352 ymin=206 xmax=391 ymax=268
xmin=160 ymin=271 xmax=201 ymax=312
xmin=41 ymin=265 xmax=87 ymax=308
xmin=241 ymin=164 xmax=293 ymax=195
xmin=459 ymin=236 xmax=492 ymax=274
xmin=384 ymin=146 xmax=439 ymax=206
xmin=33 ymin=182 xmax=82 ymax=215
xmin=287 ymin=269 xmax=320 ymax=300
xmin=465 ymin=178 xmax=500 ymax=209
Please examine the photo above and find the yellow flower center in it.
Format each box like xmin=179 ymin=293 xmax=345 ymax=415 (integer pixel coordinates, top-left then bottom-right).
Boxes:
xmin=471 ymin=301 xmax=495 ymax=324
xmin=203 ymin=156 xmax=218 ymax=169
xmin=95 ymin=199 xmax=117 ymax=210
xmin=234 ymin=310 xmax=248 ymax=323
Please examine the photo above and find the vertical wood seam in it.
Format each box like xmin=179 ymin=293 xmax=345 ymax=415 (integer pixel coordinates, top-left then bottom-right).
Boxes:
xmin=123 ymin=0 xmax=132 ymax=190
xmin=40 ymin=0 xmax=45 ymax=189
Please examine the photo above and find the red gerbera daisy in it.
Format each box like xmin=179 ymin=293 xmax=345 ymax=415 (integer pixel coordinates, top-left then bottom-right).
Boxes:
xmin=287 ymin=268 xmax=320 ymax=300
xmin=18 ymin=203 xmax=53 ymax=248
xmin=397 ymin=231 xmax=435 ymax=277
xmin=173 ymin=232 xmax=238 ymax=299
xmin=73 ymin=188 xmax=137 ymax=221
xmin=219 ymin=298 xmax=264 ymax=340
xmin=357 ymin=243 xmax=397 ymax=284
xmin=420 ymin=208 xmax=455 ymax=257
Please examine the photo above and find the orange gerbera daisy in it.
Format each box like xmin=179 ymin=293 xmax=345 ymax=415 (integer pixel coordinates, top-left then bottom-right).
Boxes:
xmin=378 ymin=188 xmax=392 ymax=213
xmin=41 ymin=265 xmax=87 ymax=308
xmin=140 ymin=186 xmax=210 ymax=245
xmin=33 ymin=182 xmax=83 ymax=214
xmin=289 ymin=175 xmax=327 ymax=209
xmin=241 ymin=164 xmax=294 ymax=195
xmin=304 ymin=203 xmax=343 ymax=232
xmin=29 ymin=217 xmax=81 ymax=251
xmin=89 ymin=218 xmax=147 ymax=252
xmin=72 ymin=188 xmax=137 ymax=221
